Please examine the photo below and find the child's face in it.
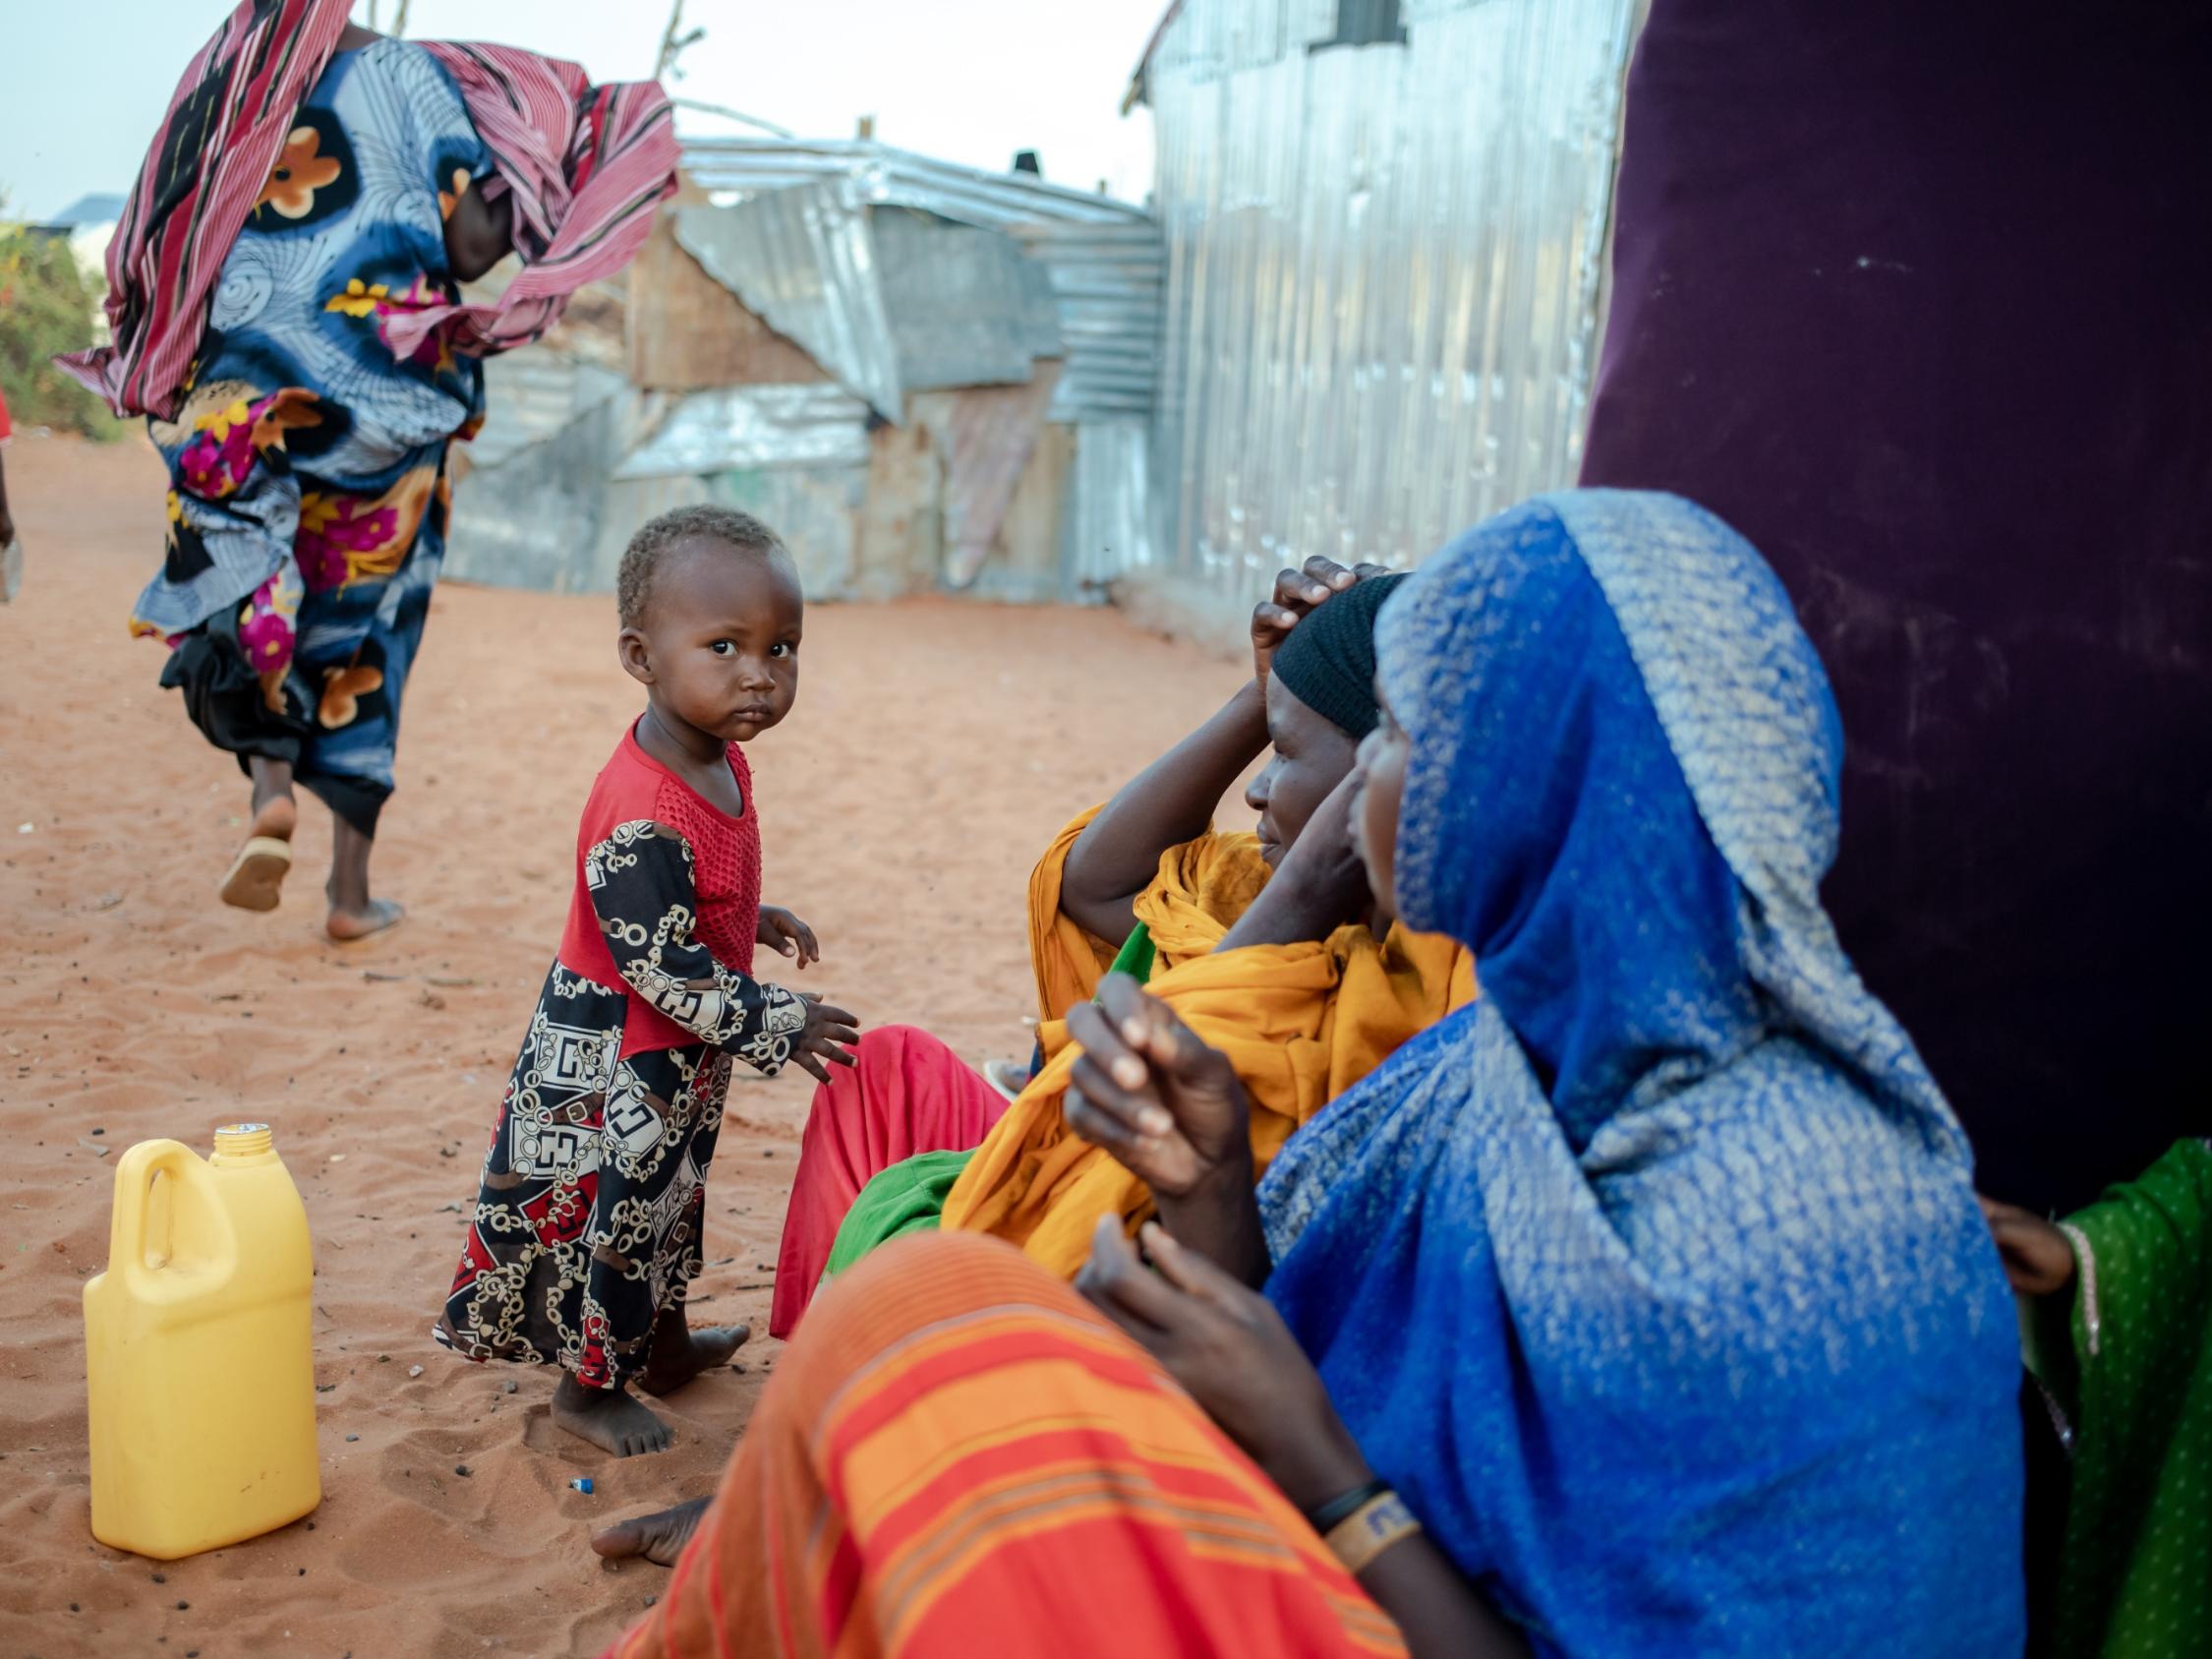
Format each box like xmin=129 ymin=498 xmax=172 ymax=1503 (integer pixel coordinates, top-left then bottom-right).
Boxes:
xmin=623 ymin=537 xmax=804 ymax=744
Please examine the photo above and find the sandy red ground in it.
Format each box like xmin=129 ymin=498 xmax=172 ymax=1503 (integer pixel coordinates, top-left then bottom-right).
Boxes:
xmin=0 ymin=434 xmax=1246 ymax=1658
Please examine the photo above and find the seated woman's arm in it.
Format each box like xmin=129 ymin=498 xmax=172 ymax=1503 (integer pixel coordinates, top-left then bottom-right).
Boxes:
xmin=1057 ymin=678 xmax=1270 ymax=944
xmin=1079 ymin=1219 xmax=1530 ymax=1659
xmin=1059 ymin=560 xmax=1362 ymax=944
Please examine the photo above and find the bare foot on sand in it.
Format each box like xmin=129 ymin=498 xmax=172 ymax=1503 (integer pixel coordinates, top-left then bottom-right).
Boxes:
xmin=553 ymin=1375 xmax=672 ymax=1457
xmin=326 ymin=896 xmax=405 ymax=942
xmin=591 ymin=1496 xmax=711 ymax=1565
xmin=639 ymin=1318 xmax=750 ymax=1398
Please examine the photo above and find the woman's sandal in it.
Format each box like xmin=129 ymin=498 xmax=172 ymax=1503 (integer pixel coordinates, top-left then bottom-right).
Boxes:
xmin=218 ymin=836 xmax=293 ymax=912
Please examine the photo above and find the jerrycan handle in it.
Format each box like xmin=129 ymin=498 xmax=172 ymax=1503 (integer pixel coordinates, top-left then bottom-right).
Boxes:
xmin=109 ymin=1140 xmax=202 ymax=1274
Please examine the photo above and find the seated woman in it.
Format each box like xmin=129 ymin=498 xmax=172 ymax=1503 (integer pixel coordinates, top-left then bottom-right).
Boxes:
xmin=768 ymin=561 xmax=1474 ymax=1336
xmin=1982 ymin=1140 xmax=2210 ymax=1655
xmin=599 ymin=492 xmax=2026 ymax=1657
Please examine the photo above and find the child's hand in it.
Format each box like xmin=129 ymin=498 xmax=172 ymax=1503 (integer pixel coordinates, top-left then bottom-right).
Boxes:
xmin=791 ymin=993 xmax=860 ymax=1085
xmin=757 ymin=906 xmax=820 ymax=969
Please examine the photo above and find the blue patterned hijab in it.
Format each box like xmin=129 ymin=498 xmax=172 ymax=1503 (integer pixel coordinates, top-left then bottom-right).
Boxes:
xmin=1258 ymin=493 xmax=2024 ymax=1656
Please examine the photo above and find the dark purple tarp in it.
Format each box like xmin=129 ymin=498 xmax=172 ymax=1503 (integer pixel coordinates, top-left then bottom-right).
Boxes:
xmin=1581 ymin=0 xmax=2211 ymax=1212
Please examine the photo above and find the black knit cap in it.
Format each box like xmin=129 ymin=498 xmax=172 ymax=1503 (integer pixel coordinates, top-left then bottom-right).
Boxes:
xmin=1269 ymin=572 xmax=1410 ymax=740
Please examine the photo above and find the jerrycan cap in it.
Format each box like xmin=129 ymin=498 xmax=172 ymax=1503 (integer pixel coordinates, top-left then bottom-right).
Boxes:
xmin=213 ymin=1122 xmax=275 ymax=1158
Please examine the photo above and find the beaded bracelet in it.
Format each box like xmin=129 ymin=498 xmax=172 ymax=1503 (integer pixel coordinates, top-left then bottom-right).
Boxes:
xmin=1304 ymin=1476 xmax=1391 ymax=1536
xmin=1324 ymin=1491 xmax=1424 ymax=1575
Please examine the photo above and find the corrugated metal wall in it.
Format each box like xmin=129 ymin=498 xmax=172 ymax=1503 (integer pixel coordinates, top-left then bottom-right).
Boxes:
xmin=1143 ymin=0 xmax=1637 ymax=615
xmin=679 ymin=140 xmax=1165 ymax=591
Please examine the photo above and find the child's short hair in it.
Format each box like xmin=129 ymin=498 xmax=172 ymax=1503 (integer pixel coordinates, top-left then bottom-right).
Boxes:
xmin=617 ymin=504 xmax=786 ymax=629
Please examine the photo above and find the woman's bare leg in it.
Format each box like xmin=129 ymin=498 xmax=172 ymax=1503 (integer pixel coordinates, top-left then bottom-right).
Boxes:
xmin=249 ymin=755 xmax=298 ymax=840
xmin=324 ymin=814 xmax=403 ymax=940
xmin=220 ymin=757 xmax=298 ymax=912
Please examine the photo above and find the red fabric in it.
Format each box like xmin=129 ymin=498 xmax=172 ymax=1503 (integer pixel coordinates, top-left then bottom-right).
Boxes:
xmin=605 ymin=1233 xmax=1405 ymax=1659
xmin=379 ymin=42 xmax=677 ymax=364
xmin=56 ymin=0 xmax=347 ymax=420
xmin=555 ymin=725 xmax=762 ymax=1059
xmin=57 ymin=0 xmax=676 ymax=419
xmin=770 ymin=1026 xmax=1010 ymax=1338
xmin=0 ymin=385 xmax=13 ymax=443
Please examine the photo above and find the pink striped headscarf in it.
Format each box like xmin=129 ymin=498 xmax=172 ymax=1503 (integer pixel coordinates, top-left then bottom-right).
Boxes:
xmin=58 ymin=0 xmax=676 ymax=420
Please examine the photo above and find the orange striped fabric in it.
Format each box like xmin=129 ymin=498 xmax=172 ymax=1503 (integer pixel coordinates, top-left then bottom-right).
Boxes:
xmin=602 ymin=1233 xmax=1405 ymax=1659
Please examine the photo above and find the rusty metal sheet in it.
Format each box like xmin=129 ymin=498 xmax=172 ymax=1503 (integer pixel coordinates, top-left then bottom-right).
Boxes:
xmin=674 ymin=184 xmax=902 ymax=419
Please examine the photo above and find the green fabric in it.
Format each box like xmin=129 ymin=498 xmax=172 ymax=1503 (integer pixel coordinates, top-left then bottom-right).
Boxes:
xmin=1106 ymin=919 xmax=1157 ymax=984
xmin=2040 ymin=1138 xmax=2212 ymax=1658
xmin=816 ymin=924 xmax=1162 ymax=1297
xmin=821 ymin=1149 xmax=978 ymax=1287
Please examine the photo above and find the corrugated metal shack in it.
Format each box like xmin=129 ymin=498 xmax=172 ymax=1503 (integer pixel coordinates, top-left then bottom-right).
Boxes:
xmin=447 ymin=139 xmax=1164 ymax=604
xmin=1129 ymin=0 xmax=1641 ymax=632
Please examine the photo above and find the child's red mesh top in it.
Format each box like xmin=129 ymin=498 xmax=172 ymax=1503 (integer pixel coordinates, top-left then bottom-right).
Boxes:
xmin=556 ymin=723 xmax=763 ymax=1057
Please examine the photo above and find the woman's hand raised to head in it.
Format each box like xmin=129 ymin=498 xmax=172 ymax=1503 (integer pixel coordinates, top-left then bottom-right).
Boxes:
xmin=1251 ymin=556 xmax=1395 ymax=685
xmin=1065 ymin=975 xmax=1252 ymax=1201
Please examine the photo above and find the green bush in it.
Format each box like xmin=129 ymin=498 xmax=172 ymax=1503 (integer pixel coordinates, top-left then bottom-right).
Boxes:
xmin=0 ymin=218 xmax=131 ymax=440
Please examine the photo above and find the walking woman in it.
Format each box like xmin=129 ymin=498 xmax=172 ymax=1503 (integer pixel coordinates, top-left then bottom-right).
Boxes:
xmin=61 ymin=0 xmax=676 ymax=936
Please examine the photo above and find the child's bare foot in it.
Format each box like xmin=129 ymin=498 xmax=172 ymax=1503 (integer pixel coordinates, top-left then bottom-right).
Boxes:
xmin=590 ymin=1496 xmax=712 ymax=1565
xmin=553 ymin=1375 xmax=672 ymax=1457
xmin=639 ymin=1321 xmax=750 ymax=1397
xmin=326 ymin=897 xmax=405 ymax=941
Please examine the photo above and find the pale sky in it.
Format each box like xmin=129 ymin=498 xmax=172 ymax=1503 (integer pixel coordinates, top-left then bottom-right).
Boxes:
xmin=0 ymin=0 xmax=1163 ymax=223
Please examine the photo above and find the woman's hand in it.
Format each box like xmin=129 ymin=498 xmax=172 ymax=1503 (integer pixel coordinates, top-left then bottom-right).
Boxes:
xmin=1084 ymin=1219 xmax=1534 ymax=1658
xmin=757 ymin=905 xmax=820 ymax=969
xmin=1979 ymin=1196 xmax=2077 ymax=1297
xmin=1219 ymin=771 xmax=1377 ymax=951
xmin=1251 ymin=556 xmax=1394 ymax=685
xmin=1078 ymin=1218 xmax=1370 ymax=1511
xmin=1065 ymin=976 xmax=1252 ymax=1201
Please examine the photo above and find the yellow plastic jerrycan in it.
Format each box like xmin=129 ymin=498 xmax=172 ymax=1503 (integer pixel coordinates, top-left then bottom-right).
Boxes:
xmin=84 ymin=1123 xmax=320 ymax=1559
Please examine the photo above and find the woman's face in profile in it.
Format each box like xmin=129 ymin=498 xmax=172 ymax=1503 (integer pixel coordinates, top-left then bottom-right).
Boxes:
xmin=1246 ymin=674 xmax=1359 ymax=866
xmin=1350 ymin=692 xmax=1409 ymax=916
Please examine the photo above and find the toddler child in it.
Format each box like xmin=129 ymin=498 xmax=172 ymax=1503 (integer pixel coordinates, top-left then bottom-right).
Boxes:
xmin=437 ymin=504 xmax=859 ymax=1455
